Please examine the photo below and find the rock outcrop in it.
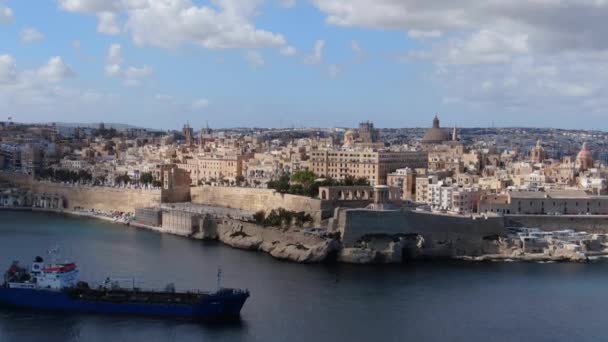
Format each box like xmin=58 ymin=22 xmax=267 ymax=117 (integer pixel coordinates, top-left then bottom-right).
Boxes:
xmin=216 ymin=219 xmax=339 ymax=263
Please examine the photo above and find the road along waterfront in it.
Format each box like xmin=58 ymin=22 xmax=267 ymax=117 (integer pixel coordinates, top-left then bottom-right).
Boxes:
xmin=1 ymin=210 xmax=608 ymax=342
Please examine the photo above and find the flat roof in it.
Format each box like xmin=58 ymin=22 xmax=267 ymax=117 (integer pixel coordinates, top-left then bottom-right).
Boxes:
xmin=510 ymin=190 xmax=602 ymax=199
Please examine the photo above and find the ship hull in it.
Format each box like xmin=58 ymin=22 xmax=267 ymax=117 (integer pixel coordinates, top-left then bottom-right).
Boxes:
xmin=0 ymin=287 xmax=248 ymax=320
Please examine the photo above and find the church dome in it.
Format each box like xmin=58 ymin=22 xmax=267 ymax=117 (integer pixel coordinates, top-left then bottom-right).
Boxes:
xmin=577 ymin=142 xmax=593 ymax=161
xmin=343 ymin=129 xmax=358 ymax=147
xmin=576 ymin=142 xmax=593 ymax=171
xmin=344 ymin=129 xmax=357 ymax=138
xmin=530 ymin=139 xmax=546 ymax=162
xmin=421 ymin=115 xmax=450 ymax=144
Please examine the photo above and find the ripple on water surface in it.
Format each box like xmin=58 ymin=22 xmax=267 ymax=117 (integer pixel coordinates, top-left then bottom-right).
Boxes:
xmin=0 ymin=211 xmax=607 ymax=342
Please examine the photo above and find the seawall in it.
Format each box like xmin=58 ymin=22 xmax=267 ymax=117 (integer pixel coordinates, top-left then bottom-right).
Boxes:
xmin=30 ymin=182 xmax=161 ymax=213
xmin=191 ymin=186 xmax=331 ymax=223
xmin=334 ymin=209 xmax=506 ymax=262
xmin=0 ymin=172 xmax=191 ymax=213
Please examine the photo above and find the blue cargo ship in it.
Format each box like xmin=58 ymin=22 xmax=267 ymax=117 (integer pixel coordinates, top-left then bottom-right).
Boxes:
xmin=0 ymin=254 xmax=249 ymax=320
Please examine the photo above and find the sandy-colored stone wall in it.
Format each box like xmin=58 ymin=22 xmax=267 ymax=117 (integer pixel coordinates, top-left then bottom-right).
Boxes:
xmin=339 ymin=210 xmax=504 ymax=245
xmin=336 ymin=209 xmax=505 ymax=257
xmin=30 ymin=182 xmax=161 ymax=213
xmin=191 ymin=186 xmax=330 ymax=222
xmin=1 ymin=172 xmax=189 ymax=213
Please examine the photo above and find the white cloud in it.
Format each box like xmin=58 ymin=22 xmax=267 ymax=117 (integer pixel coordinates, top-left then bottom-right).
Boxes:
xmin=440 ymin=30 xmax=530 ymax=65
xmin=351 ymin=40 xmax=362 ymax=54
xmin=279 ymin=0 xmax=296 ymax=8
xmin=314 ymin=0 xmax=608 ymax=116
xmin=128 ymin=0 xmax=286 ymax=49
xmin=107 ymin=43 xmax=123 ymax=65
xmin=280 ymin=45 xmax=297 ymax=56
xmin=155 ymin=94 xmax=173 ymax=101
xmin=104 ymin=43 xmax=152 ymax=85
xmin=124 ymin=65 xmax=152 ymax=77
xmin=97 ymin=12 xmax=120 ymax=35
xmin=1 ymin=55 xmax=75 ymax=85
xmin=245 ymin=50 xmax=265 ymax=68
xmin=0 ymin=55 xmax=17 ymax=83
xmin=328 ymin=64 xmax=341 ymax=78
xmin=58 ymin=0 xmax=123 ymax=13
xmin=191 ymin=98 xmax=210 ymax=110
xmin=0 ymin=2 xmax=13 ymax=24
xmin=37 ymin=57 xmax=76 ymax=82
xmin=0 ymin=54 xmax=99 ymax=113
xmin=59 ymin=0 xmax=289 ymax=50
xmin=105 ymin=63 xmax=122 ymax=77
xmin=408 ymin=30 xmax=442 ymax=39
xmin=20 ymin=28 xmax=45 ymax=43
xmin=313 ymin=1 xmax=608 ymax=53
xmin=435 ymin=52 xmax=608 ymax=115
xmin=305 ymin=40 xmax=325 ymax=64
xmin=350 ymin=39 xmax=366 ymax=62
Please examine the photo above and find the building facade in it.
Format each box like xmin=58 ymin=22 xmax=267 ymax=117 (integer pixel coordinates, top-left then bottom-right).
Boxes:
xmin=310 ymin=150 xmax=427 ymax=186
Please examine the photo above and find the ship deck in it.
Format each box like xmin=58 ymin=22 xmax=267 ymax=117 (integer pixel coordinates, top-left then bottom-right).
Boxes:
xmin=67 ymin=288 xmax=211 ymax=305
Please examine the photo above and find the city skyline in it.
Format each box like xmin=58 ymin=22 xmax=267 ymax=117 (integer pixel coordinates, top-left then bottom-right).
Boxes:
xmin=2 ymin=1 xmax=608 ymax=130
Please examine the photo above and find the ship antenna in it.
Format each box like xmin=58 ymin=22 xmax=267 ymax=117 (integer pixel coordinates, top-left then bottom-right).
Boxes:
xmin=217 ymin=268 xmax=222 ymax=291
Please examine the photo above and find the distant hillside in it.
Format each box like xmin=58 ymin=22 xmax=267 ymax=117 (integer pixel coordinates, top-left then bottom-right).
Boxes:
xmin=46 ymin=122 xmax=151 ymax=131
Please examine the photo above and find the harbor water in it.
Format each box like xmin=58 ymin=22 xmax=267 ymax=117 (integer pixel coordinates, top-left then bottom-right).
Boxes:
xmin=0 ymin=210 xmax=607 ymax=342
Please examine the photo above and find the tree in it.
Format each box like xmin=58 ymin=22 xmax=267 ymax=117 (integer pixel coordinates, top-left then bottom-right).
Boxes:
xmin=354 ymin=177 xmax=370 ymax=186
xmin=267 ymin=174 xmax=290 ymax=193
xmin=253 ymin=210 xmax=266 ymax=225
xmin=342 ymin=175 xmax=356 ymax=186
xmin=115 ymin=174 xmax=131 ymax=184
xmin=291 ymin=170 xmax=316 ymax=186
xmin=94 ymin=175 xmax=106 ymax=186
xmin=139 ymin=172 xmax=154 ymax=185
xmin=77 ymin=170 xmax=92 ymax=182
xmin=235 ymin=175 xmax=245 ymax=186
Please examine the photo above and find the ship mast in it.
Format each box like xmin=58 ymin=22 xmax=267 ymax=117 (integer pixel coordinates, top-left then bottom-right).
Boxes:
xmin=217 ymin=268 xmax=222 ymax=291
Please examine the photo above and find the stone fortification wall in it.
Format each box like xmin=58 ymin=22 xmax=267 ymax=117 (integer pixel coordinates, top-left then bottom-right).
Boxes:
xmin=0 ymin=171 xmax=187 ymax=213
xmin=191 ymin=186 xmax=330 ymax=222
xmin=339 ymin=210 xmax=505 ymax=245
xmin=506 ymin=215 xmax=608 ymax=233
xmin=30 ymin=182 xmax=161 ymax=213
xmin=335 ymin=209 xmax=505 ymax=261
xmin=161 ymin=210 xmax=199 ymax=236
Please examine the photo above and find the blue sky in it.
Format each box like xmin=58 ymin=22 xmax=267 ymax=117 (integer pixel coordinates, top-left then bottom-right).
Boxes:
xmin=1 ymin=1 xmax=608 ymax=130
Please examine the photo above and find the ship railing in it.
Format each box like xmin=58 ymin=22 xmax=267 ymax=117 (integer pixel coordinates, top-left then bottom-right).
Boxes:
xmin=86 ymin=279 xmax=216 ymax=295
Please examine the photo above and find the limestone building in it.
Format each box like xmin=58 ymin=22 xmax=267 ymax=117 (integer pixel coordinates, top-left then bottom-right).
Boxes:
xmin=387 ymin=167 xmax=416 ymax=201
xmin=342 ymin=121 xmax=383 ymax=149
xmin=177 ymin=154 xmax=244 ymax=185
xmin=310 ymin=150 xmax=428 ymax=186
xmin=479 ymin=190 xmax=608 ymax=215
xmin=182 ymin=124 xmax=194 ymax=146
xmin=162 ymin=164 xmax=191 ymax=190
xmin=530 ymin=140 xmax=547 ymax=163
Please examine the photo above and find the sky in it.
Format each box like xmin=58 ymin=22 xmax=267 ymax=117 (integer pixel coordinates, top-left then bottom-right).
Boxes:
xmin=1 ymin=0 xmax=608 ymax=130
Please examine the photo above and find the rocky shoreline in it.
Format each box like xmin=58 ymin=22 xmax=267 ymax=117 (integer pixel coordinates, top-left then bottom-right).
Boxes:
xmin=19 ymin=208 xmax=340 ymax=264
